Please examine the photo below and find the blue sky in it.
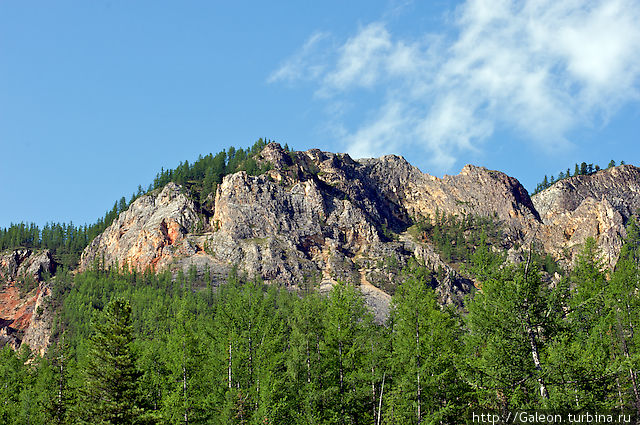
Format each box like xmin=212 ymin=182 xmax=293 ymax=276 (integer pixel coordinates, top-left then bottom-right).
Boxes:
xmin=1 ymin=0 xmax=639 ymax=228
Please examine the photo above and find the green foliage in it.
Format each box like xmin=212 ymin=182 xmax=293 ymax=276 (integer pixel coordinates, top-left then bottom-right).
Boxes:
xmin=388 ymin=260 xmax=469 ymax=423
xmin=5 ymin=219 xmax=640 ymax=422
xmin=76 ymin=298 xmax=145 ymax=424
xmin=152 ymin=138 xmax=275 ymax=200
xmin=415 ymin=211 xmax=503 ymax=266
xmin=532 ymin=160 xmax=624 ymax=195
xmin=464 ymin=256 xmax=564 ymax=410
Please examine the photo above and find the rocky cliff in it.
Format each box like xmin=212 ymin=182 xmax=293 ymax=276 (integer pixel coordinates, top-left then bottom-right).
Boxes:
xmin=532 ymin=165 xmax=640 ymax=267
xmin=0 ymin=249 xmax=56 ymax=354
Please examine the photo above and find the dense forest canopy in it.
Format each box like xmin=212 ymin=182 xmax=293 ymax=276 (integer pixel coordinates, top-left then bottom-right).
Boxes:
xmin=2 ymin=218 xmax=640 ymax=423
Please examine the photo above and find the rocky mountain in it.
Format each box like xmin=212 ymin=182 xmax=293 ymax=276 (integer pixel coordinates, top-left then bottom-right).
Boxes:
xmin=3 ymin=143 xmax=640 ymax=351
xmin=76 ymin=144 xmax=549 ymax=315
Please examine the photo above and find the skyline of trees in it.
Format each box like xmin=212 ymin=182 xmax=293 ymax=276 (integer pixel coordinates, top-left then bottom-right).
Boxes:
xmin=532 ymin=159 xmax=625 ymax=195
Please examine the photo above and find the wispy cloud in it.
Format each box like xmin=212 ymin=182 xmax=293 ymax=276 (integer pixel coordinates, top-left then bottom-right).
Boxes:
xmin=268 ymin=32 xmax=331 ymax=84
xmin=269 ymin=0 xmax=640 ymax=170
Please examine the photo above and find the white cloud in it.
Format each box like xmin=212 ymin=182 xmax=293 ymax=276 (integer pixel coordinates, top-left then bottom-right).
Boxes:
xmin=322 ymin=23 xmax=392 ymax=92
xmin=270 ymin=0 xmax=640 ymax=170
xmin=346 ymin=101 xmax=412 ymax=159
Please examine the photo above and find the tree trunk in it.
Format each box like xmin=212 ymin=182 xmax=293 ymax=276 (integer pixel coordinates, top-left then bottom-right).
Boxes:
xmin=306 ymin=340 xmax=311 ymax=384
xmin=248 ymin=321 xmax=253 ymax=388
xmin=526 ymin=322 xmax=549 ymax=399
xmin=183 ymin=340 xmax=189 ymax=425
xmin=619 ymin=329 xmax=640 ymax=415
xmin=228 ymin=341 xmax=232 ymax=389
xmin=371 ymin=341 xmax=376 ymax=423
xmin=377 ymin=372 xmax=386 ymax=425
xmin=416 ymin=313 xmax=422 ymax=424
xmin=625 ymin=300 xmax=640 ymax=415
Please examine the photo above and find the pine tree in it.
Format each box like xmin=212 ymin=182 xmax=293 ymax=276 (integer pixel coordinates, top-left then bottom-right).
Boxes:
xmin=547 ymin=238 xmax=614 ymax=410
xmin=162 ymin=297 xmax=208 ymax=424
xmin=0 ymin=345 xmax=30 ymax=424
xmin=321 ymin=281 xmax=373 ymax=424
xmin=76 ymin=298 xmax=143 ymax=424
xmin=286 ymin=293 xmax=326 ymax=422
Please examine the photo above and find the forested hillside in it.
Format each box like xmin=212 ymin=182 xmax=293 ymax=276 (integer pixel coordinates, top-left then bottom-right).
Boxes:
xmin=2 ymin=218 xmax=640 ymax=424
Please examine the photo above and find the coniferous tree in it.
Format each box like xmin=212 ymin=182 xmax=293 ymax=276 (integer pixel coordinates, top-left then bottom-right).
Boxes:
xmin=547 ymin=238 xmax=614 ymax=410
xmin=162 ymin=297 xmax=208 ymax=424
xmin=608 ymin=219 xmax=640 ymax=414
xmin=287 ymin=292 xmax=326 ymax=422
xmin=580 ymin=162 xmax=587 ymax=175
xmin=76 ymin=298 xmax=144 ymax=424
xmin=321 ymin=281 xmax=373 ymax=424
xmin=0 ymin=345 xmax=30 ymax=424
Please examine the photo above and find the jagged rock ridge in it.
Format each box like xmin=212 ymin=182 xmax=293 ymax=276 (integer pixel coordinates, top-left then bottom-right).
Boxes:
xmin=532 ymin=165 xmax=640 ymax=267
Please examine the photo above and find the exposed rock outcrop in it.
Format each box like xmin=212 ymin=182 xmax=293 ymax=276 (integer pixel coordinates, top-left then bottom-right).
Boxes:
xmin=0 ymin=249 xmax=56 ymax=282
xmin=0 ymin=249 xmax=56 ymax=352
xmin=6 ymin=145 xmax=640 ymax=352
xmin=533 ymin=165 xmax=640 ymax=266
xmin=80 ymin=182 xmax=203 ymax=272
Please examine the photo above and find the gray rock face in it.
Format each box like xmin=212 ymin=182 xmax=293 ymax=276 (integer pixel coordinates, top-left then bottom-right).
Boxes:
xmin=533 ymin=165 xmax=640 ymax=220
xmin=533 ymin=165 xmax=640 ymax=266
xmin=21 ymin=281 xmax=54 ymax=356
xmin=80 ymin=182 xmax=202 ymax=272
xmin=0 ymin=249 xmax=56 ymax=282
